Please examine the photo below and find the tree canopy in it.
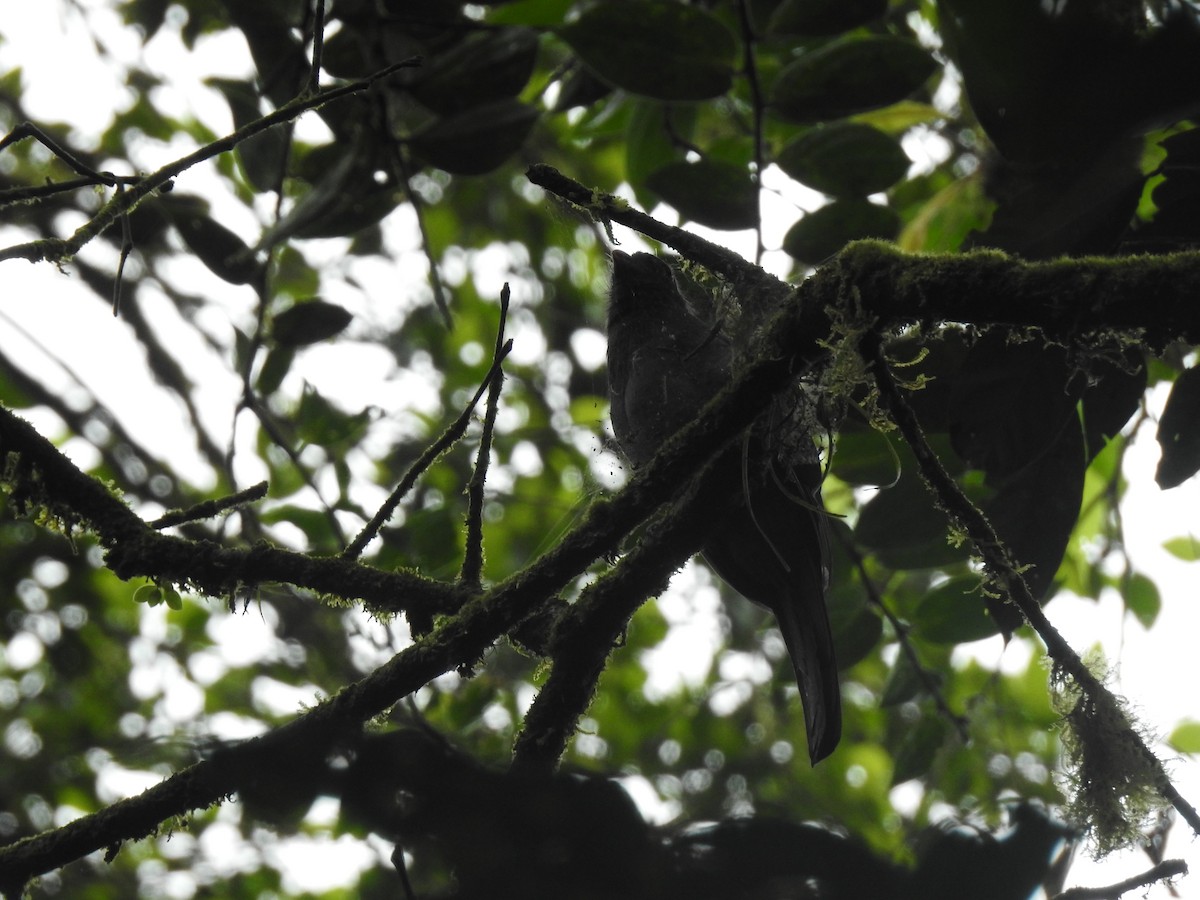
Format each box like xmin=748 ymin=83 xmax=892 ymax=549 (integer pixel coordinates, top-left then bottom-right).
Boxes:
xmin=3 ymin=0 xmax=1200 ymax=897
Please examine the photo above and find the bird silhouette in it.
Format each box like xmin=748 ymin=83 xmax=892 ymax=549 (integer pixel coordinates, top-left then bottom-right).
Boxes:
xmin=606 ymin=250 xmax=841 ymax=763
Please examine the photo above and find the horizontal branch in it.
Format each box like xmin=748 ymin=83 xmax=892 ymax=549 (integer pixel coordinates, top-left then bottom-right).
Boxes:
xmin=0 ymin=405 xmax=457 ymax=618
xmin=825 ymin=240 xmax=1200 ymax=347
xmin=529 ymin=166 xmax=1200 ymax=346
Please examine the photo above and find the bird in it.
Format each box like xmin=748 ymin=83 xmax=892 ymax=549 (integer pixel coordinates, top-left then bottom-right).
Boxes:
xmin=606 ymin=250 xmax=841 ymax=764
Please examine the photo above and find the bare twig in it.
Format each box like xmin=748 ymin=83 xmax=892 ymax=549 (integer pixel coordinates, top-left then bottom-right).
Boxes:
xmin=735 ymin=0 xmax=765 ymax=265
xmin=0 ymin=57 xmax=422 ymax=265
xmin=111 ymin=184 xmax=133 ymax=316
xmin=308 ymin=0 xmax=327 ymax=95
xmin=238 ymin=389 xmax=348 ymax=547
xmin=0 ymin=121 xmax=140 ymax=188
xmin=342 ymin=340 xmax=515 ymax=561
xmin=461 ymin=284 xmax=511 ymax=588
xmin=1053 ymin=859 xmax=1187 ymax=899
xmin=401 ymin=146 xmax=454 ymax=327
xmin=842 ymin=536 xmax=971 ymax=743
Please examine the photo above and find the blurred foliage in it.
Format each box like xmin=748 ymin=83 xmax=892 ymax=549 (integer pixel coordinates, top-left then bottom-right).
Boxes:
xmin=2 ymin=0 xmax=1200 ymax=897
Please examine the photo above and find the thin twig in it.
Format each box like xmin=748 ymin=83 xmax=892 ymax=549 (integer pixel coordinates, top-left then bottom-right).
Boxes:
xmin=735 ymin=0 xmax=765 ymax=265
xmin=461 ymin=284 xmax=511 ymax=588
xmin=1052 ymin=859 xmax=1187 ymax=899
xmin=842 ymin=536 xmax=971 ymax=743
xmin=149 ymin=482 xmax=269 ymax=529
xmin=0 ymin=57 xmax=422 ymax=265
xmin=308 ymin=0 xmax=327 ymax=95
xmin=342 ymin=340 xmax=514 ymax=561
xmin=0 ymin=121 xmax=138 ymax=187
xmin=239 ymin=389 xmax=348 ymax=547
xmin=403 ymin=148 xmax=453 ymax=327
xmin=111 ymin=184 xmax=133 ymax=316
xmin=0 ymin=176 xmax=124 ymax=207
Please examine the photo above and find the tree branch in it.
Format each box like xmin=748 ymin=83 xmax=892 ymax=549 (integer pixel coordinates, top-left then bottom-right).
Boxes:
xmin=863 ymin=333 xmax=1200 ymax=838
xmin=0 ymin=57 xmax=422 ymax=265
xmin=0 ymin=224 xmax=840 ymax=885
xmin=1053 ymin=859 xmax=1188 ymax=899
xmin=528 ymin=166 xmax=1200 ymax=344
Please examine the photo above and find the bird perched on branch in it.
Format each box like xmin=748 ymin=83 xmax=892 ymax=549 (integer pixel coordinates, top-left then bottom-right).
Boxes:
xmin=606 ymin=250 xmax=841 ymax=764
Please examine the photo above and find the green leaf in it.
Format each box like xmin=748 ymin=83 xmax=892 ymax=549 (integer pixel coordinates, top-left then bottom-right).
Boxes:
xmin=133 ymin=583 xmax=161 ymax=605
xmin=1163 ymin=536 xmax=1200 ymax=561
xmin=1169 ymin=720 xmax=1200 ymax=754
xmin=899 ymin=174 xmax=993 ymax=253
xmin=832 ymin=606 xmax=883 ymax=670
xmin=558 ymin=1 xmax=736 ymax=101
xmin=207 ymin=77 xmax=289 ymax=192
xmin=268 ymin=144 xmax=401 ymax=241
xmin=295 ymin=386 xmax=372 ymax=448
xmin=891 ymin=716 xmax=947 ymax=784
xmin=1123 ymin=572 xmax=1161 ymax=628
xmin=851 ymin=100 xmax=942 ymax=134
xmin=625 ymin=101 xmax=695 ymax=185
xmin=771 ymin=36 xmax=938 ymax=123
xmin=829 ymin=427 xmax=900 ymax=487
xmin=409 ymin=28 xmax=539 ymax=115
xmin=255 ymin=346 xmax=295 ymax=396
xmin=569 ymin=395 xmax=607 ymax=427
xmin=165 ymin=197 xmax=260 ymax=284
xmin=769 ymin=0 xmax=887 ymax=37
xmin=271 ymin=300 xmax=354 ymax=347
xmin=881 ymin=650 xmax=925 ymax=706
xmin=914 ymin=576 xmax=999 ymax=644
xmin=487 ymin=0 xmax=577 ymax=27
xmin=1156 ymin=365 xmax=1200 ymax=488
xmin=410 ymin=99 xmax=539 ymax=175
xmin=776 ymin=122 xmax=910 ymax=197
xmin=259 ymin=504 xmax=339 ymax=546
xmin=782 ymin=199 xmax=900 ymax=265
xmin=855 ymin=465 xmax=971 ymax=571
xmin=645 ymin=160 xmax=758 ymax=230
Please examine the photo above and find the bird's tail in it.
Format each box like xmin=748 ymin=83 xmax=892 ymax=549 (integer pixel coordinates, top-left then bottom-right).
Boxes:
xmin=774 ymin=589 xmax=842 ymax=764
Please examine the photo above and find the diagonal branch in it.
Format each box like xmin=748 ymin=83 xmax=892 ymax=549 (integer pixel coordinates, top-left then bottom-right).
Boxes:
xmin=0 ymin=229 xmax=841 ymax=886
xmin=0 ymin=56 xmax=422 ymax=265
xmin=862 ymin=332 xmax=1200 ymax=838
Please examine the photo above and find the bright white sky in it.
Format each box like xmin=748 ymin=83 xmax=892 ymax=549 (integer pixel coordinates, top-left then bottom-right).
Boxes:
xmin=3 ymin=2 xmax=1200 ymax=898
